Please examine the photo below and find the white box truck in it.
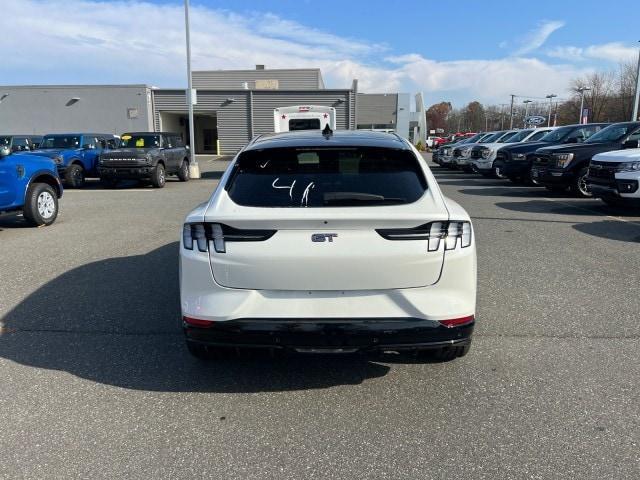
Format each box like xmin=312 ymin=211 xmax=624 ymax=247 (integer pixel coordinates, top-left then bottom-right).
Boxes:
xmin=274 ymin=105 xmax=336 ymax=133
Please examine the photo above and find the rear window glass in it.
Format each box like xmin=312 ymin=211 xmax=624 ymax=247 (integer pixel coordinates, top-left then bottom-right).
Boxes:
xmin=226 ymin=147 xmax=427 ymax=207
xmin=289 ymin=118 xmax=321 ymax=131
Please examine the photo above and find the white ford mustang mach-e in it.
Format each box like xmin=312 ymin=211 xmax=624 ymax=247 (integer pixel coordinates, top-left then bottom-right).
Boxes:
xmin=180 ymin=129 xmax=477 ymax=361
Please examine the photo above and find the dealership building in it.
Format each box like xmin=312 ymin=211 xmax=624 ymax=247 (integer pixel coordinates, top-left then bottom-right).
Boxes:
xmin=0 ymin=66 xmax=425 ymax=155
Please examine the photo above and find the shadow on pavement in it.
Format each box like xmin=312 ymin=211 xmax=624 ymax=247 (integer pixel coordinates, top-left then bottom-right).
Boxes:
xmin=0 ymin=243 xmax=390 ymax=392
xmin=201 ymin=170 xmax=224 ymax=180
xmin=573 ymin=220 xmax=640 ymax=243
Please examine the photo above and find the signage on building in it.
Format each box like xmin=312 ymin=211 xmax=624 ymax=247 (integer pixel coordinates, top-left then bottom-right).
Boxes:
xmin=255 ymin=79 xmax=279 ymax=90
xmin=127 ymin=108 xmax=138 ymax=119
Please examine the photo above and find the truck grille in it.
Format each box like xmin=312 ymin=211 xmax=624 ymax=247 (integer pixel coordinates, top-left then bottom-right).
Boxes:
xmin=588 ymin=161 xmax=616 ymax=180
xmin=470 ymin=149 xmax=482 ymax=159
xmin=495 ymin=151 xmax=508 ymax=162
xmin=532 ymin=154 xmax=550 ymax=166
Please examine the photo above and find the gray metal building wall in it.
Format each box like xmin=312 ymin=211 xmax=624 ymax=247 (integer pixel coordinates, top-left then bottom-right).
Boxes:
xmin=152 ymin=89 xmax=354 ymax=155
xmin=0 ymin=85 xmax=153 ymax=135
xmin=153 ymin=90 xmax=251 ymax=154
xmin=192 ymin=69 xmax=324 ymax=90
xmin=356 ymin=93 xmax=398 ymax=127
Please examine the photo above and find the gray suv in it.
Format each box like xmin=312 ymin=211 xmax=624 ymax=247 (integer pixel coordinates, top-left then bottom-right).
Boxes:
xmin=98 ymin=132 xmax=191 ymax=188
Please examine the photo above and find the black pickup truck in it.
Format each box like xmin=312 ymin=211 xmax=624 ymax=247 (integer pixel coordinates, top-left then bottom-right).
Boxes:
xmin=532 ymin=122 xmax=640 ymax=197
xmin=98 ymin=132 xmax=190 ymax=188
xmin=494 ymin=123 xmax=608 ymax=185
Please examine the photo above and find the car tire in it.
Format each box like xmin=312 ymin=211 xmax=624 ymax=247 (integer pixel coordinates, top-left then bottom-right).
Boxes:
xmin=65 ymin=163 xmax=85 ymax=188
xmin=23 ymin=183 xmax=58 ymax=226
xmin=177 ymin=160 xmax=190 ymax=182
xmin=151 ymin=163 xmax=166 ymax=188
xmin=570 ymin=167 xmax=592 ymax=198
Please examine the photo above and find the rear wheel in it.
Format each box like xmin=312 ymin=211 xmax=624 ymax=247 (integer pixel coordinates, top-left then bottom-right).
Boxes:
xmin=151 ymin=163 xmax=166 ymax=188
xmin=65 ymin=163 xmax=85 ymax=188
xmin=570 ymin=167 xmax=592 ymax=198
xmin=177 ymin=160 xmax=190 ymax=182
xmin=23 ymin=183 xmax=58 ymax=226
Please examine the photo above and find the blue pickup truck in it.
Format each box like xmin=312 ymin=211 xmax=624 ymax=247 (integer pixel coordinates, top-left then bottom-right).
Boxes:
xmin=26 ymin=133 xmax=119 ymax=188
xmin=0 ymin=148 xmax=63 ymax=226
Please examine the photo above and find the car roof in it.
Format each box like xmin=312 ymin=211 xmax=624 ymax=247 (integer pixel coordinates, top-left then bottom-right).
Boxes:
xmin=122 ymin=132 xmax=177 ymax=135
xmin=244 ymin=130 xmax=410 ymax=151
xmin=43 ymin=132 xmax=116 ymax=136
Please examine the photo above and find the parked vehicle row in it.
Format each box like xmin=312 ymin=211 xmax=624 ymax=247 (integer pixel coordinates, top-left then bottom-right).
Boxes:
xmin=0 ymin=130 xmax=192 ymax=226
xmin=434 ymin=121 xmax=640 ymax=207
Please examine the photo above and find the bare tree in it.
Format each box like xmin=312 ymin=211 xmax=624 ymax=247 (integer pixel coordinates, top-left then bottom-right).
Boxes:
xmin=570 ymin=71 xmax=615 ymax=122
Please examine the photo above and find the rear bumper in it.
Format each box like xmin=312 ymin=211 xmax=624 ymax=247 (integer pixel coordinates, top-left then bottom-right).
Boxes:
xmin=184 ymin=318 xmax=474 ymax=352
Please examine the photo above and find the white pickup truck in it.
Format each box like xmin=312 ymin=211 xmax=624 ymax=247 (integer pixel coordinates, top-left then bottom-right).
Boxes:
xmin=587 ymin=148 xmax=640 ymax=207
xmin=274 ymin=105 xmax=336 ymax=133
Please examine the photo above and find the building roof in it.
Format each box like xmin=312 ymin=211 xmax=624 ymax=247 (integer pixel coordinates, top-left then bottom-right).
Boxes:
xmin=245 ymin=130 xmax=409 ymax=151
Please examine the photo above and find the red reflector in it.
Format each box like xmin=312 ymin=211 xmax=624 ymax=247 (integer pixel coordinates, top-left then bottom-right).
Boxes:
xmin=439 ymin=315 xmax=475 ymax=328
xmin=183 ymin=316 xmax=215 ymax=328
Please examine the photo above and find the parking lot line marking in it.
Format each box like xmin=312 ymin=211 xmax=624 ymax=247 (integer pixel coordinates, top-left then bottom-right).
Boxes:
xmin=64 ymin=189 xmax=156 ymax=193
xmin=542 ymin=197 xmax=640 ymax=226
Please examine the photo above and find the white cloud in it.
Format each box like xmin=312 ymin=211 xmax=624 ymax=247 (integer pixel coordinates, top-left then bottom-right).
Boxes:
xmin=514 ymin=20 xmax=565 ymax=55
xmin=548 ymin=42 xmax=638 ymax=63
xmin=0 ymin=1 xmax=607 ymax=106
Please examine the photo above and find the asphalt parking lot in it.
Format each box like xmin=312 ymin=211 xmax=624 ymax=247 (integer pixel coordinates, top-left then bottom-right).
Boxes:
xmin=1 ymin=153 xmax=639 ymax=479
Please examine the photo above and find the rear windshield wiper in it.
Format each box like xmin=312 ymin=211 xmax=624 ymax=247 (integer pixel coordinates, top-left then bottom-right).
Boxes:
xmin=323 ymin=192 xmax=406 ymax=205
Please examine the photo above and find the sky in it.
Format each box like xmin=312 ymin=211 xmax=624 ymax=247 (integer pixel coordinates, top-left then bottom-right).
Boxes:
xmin=1 ymin=0 xmax=639 ymax=108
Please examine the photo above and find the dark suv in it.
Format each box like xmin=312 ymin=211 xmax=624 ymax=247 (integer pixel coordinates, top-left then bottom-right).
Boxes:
xmin=495 ymin=124 xmax=608 ymax=185
xmin=532 ymin=122 xmax=640 ymax=196
xmin=98 ymin=132 xmax=191 ymax=188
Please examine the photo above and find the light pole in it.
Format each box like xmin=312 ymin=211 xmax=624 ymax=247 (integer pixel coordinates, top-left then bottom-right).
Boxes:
xmin=577 ymin=86 xmax=591 ymax=124
xmin=523 ymin=100 xmax=532 ymax=127
xmin=509 ymin=94 xmax=516 ymax=129
xmin=184 ymin=0 xmax=200 ymax=178
xmin=632 ymin=41 xmax=640 ymax=121
xmin=546 ymin=94 xmax=557 ymax=127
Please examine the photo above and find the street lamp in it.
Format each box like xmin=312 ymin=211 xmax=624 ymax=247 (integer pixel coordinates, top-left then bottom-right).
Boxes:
xmin=576 ymin=86 xmax=591 ymax=124
xmin=184 ymin=0 xmax=200 ymax=178
xmin=546 ymin=94 xmax=557 ymax=127
xmin=523 ymin=100 xmax=532 ymax=126
xmin=632 ymin=41 xmax=640 ymax=121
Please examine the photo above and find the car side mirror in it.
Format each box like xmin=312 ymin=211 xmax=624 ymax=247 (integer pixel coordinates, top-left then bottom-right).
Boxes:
xmin=623 ymin=139 xmax=640 ymax=149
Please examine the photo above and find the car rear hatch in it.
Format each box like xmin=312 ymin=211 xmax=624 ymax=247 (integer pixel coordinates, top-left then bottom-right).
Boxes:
xmin=204 ymin=145 xmax=449 ymax=291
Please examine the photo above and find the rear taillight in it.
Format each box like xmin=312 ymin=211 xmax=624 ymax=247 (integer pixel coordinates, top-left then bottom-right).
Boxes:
xmin=183 ymin=223 xmax=276 ymax=253
xmin=439 ymin=315 xmax=475 ymax=328
xmin=377 ymin=221 xmax=472 ymax=252
xmin=183 ymin=316 xmax=215 ymax=328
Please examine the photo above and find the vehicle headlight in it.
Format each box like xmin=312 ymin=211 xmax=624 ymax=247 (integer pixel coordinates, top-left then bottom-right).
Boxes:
xmin=461 ymin=147 xmax=472 ymax=158
xmin=481 ymin=148 xmax=493 ymax=159
xmin=443 ymin=148 xmax=450 ymax=155
xmin=552 ymin=153 xmax=574 ymax=167
xmin=145 ymin=154 xmax=152 ymax=163
xmin=512 ymin=153 xmax=526 ymax=160
xmin=618 ymin=161 xmax=640 ymax=172
xmin=53 ymin=155 xmax=63 ymax=164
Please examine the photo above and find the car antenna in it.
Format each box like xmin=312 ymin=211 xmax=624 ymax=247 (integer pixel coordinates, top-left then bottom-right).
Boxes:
xmin=322 ymin=125 xmax=333 ymax=138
